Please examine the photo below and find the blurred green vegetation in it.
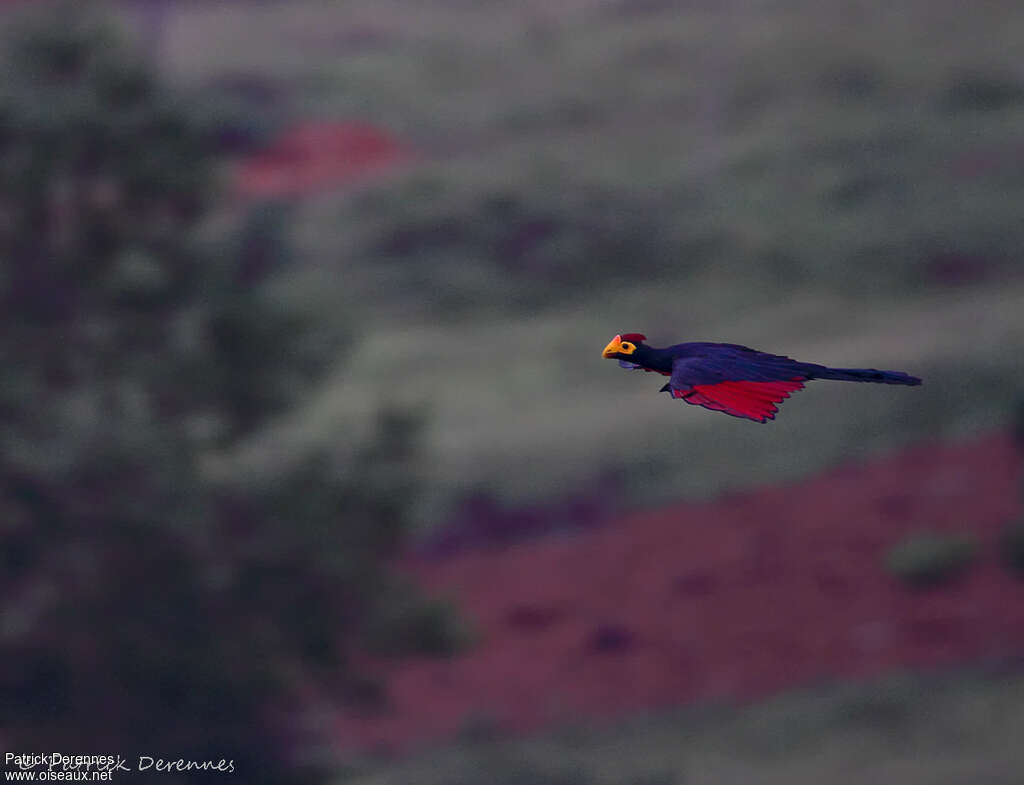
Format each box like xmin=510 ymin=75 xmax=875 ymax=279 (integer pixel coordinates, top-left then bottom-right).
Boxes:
xmin=0 ymin=6 xmax=461 ymax=781
xmin=999 ymin=519 xmax=1024 ymax=578
xmin=2 ymin=0 xmax=1017 ymax=778
xmin=884 ymin=532 xmax=979 ymax=589
xmin=343 ymin=668 xmax=1024 ymax=785
xmin=150 ymin=0 xmax=1024 ymax=526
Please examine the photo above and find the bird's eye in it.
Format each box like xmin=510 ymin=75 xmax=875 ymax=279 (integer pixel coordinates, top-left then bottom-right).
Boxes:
xmin=621 ymin=342 xmax=632 ymax=351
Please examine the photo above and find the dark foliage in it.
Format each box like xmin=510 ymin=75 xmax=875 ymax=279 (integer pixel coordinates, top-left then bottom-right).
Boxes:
xmin=998 ymin=520 xmax=1024 ymax=577
xmin=0 ymin=7 xmax=458 ymax=782
xmin=936 ymin=70 xmax=1024 ymax=112
xmin=358 ymin=182 xmax=714 ymax=315
xmin=884 ymin=531 xmax=978 ymax=589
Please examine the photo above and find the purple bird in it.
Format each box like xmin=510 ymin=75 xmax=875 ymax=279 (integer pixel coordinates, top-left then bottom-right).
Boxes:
xmin=602 ymin=333 xmax=922 ymax=423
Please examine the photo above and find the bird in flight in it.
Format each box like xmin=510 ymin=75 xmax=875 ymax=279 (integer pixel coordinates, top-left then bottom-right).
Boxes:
xmin=602 ymin=333 xmax=921 ymax=423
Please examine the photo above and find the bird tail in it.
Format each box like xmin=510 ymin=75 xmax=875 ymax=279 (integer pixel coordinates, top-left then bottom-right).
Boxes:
xmin=808 ymin=366 xmax=922 ymax=386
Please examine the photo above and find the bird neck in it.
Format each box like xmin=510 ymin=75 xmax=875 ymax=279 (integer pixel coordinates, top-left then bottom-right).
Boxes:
xmin=632 ymin=345 xmax=672 ymax=373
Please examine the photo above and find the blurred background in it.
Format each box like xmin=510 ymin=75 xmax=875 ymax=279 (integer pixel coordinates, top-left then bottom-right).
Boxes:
xmin=2 ymin=0 xmax=1024 ymax=782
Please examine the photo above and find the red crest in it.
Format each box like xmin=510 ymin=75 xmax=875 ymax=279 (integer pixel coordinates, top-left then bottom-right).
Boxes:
xmin=620 ymin=333 xmax=647 ymax=343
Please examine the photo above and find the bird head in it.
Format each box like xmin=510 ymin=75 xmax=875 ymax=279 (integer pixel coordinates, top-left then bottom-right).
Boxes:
xmin=602 ymin=333 xmax=647 ymax=359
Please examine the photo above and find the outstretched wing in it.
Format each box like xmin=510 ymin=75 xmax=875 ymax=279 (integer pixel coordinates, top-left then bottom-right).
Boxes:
xmin=664 ymin=347 xmax=807 ymax=422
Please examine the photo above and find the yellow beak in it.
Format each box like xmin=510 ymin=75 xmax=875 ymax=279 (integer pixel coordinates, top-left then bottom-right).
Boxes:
xmin=602 ymin=335 xmax=624 ymax=358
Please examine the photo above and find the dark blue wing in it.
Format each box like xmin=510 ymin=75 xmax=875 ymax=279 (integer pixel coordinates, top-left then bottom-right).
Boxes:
xmin=667 ymin=345 xmax=811 ymax=390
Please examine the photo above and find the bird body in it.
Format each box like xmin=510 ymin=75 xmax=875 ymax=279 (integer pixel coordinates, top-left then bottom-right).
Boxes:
xmin=602 ymin=333 xmax=921 ymax=423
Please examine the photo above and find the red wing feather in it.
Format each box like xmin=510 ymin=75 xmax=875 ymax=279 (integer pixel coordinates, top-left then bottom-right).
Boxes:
xmin=678 ymin=379 xmax=805 ymax=422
